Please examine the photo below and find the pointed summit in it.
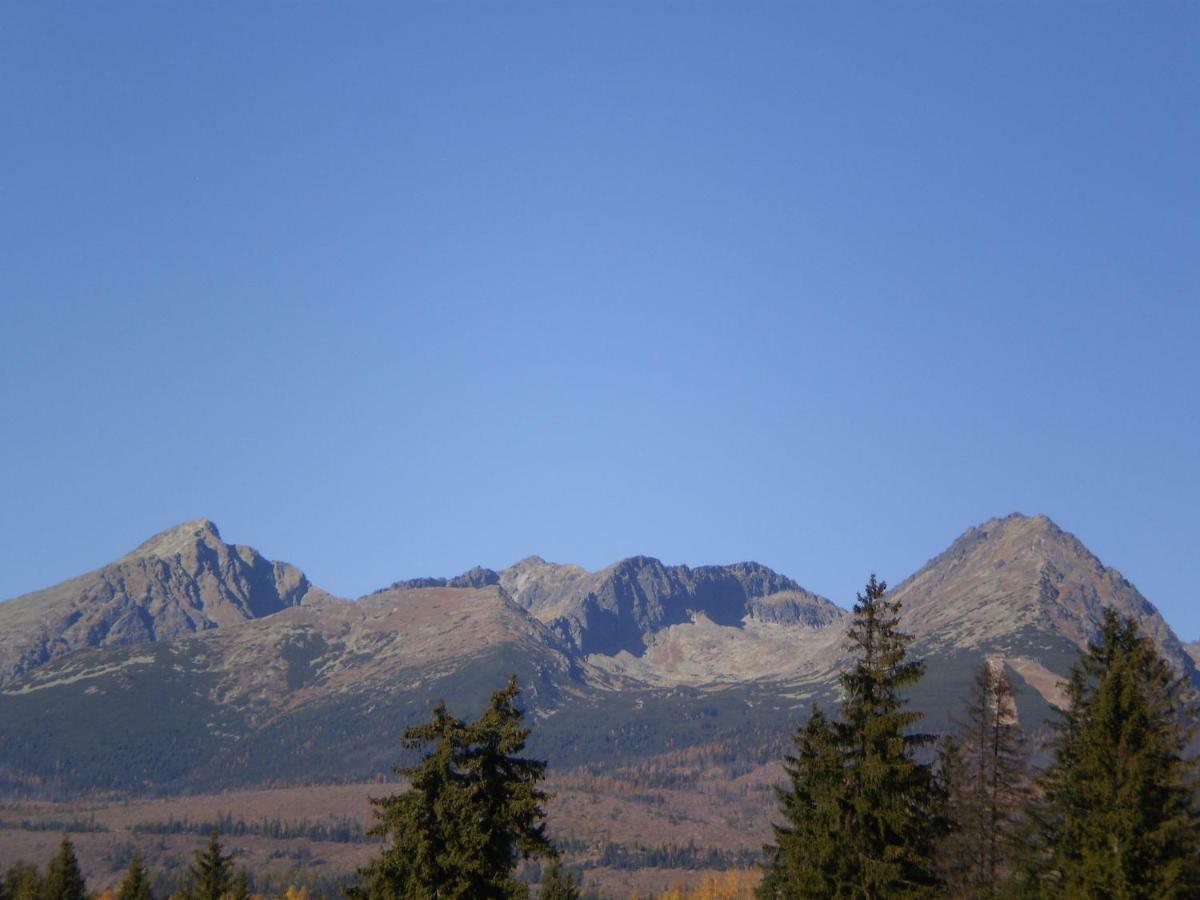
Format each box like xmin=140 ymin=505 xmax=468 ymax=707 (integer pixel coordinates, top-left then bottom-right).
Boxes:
xmin=892 ymin=513 xmax=1191 ymax=679
xmin=124 ymin=518 xmax=224 ymax=561
xmin=0 ymin=520 xmax=325 ymax=685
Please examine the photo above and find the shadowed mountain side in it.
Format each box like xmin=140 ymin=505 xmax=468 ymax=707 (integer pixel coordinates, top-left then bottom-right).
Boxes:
xmin=576 ymin=514 xmax=1196 ymax=705
xmin=379 ymin=555 xmax=843 ymax=659
xmin=501 ymin=555 xmax=843 ymax=657
xmin=0 ymin=520 xmax=328 ymax=685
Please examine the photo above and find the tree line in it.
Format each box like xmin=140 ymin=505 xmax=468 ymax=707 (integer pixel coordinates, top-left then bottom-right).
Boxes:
xmin=0 ymin=833 xmax=242 ymax=900
xmin=4 ymin=572 xmax=1199 ymax=898
xmin=130 ymin=815 xmax=367 ymax=844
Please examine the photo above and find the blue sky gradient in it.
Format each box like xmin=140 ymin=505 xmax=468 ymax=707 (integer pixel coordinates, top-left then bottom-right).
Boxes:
xmin=2 ymin=3 xmax=1198 ymax=634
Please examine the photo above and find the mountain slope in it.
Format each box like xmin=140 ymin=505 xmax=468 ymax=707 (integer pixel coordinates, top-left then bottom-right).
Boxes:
xmin=892 ymin=515 xmax=1190 ymax=663
xmin=0 ymin=584 xmax=589 ymax=792
xmin=0 ymin=519 xmax=327 ymax=685
xmin=888 ymin=513 xmax=1198 ymax=716
xmin=0 ymin=512 xmax=1193 ymax=796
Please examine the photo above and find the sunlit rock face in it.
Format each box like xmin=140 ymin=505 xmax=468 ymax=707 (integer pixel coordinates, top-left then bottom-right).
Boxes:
xmin=0 ymin=519 xmax=325 ymax=685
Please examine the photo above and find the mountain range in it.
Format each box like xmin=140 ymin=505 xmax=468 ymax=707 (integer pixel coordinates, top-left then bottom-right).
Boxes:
xmin=0 ymin=513 xmax=1192 ymax=796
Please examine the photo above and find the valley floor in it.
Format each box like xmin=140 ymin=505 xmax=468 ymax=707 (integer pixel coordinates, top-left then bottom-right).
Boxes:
xmin=0 ymin=759 xmax=779 ymax=898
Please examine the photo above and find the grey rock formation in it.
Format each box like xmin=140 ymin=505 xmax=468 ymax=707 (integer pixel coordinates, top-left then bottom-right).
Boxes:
xmin=447 ymin=566 xmax=501 ymax=589
xmin=0 ymin=519 xmax=324 ymax=685
xmin=500 ymin=555 xmax=842 ymax=656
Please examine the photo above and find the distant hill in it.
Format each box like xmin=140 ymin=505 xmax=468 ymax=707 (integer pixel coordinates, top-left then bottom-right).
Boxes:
xmin=0 ymin=513 xmax=1191 ymax=796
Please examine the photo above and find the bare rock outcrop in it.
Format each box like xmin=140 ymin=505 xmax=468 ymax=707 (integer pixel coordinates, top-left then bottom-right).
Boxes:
xmin=0 ymin=519 xmax=325 ymax=685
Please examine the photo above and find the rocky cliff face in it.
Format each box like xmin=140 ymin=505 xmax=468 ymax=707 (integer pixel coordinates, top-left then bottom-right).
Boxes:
xmin=0 ymin=519 xmax=325 ymax=685
xmin=494 ymin=555 xmax=842 ymax=656
xmin=380 ymin=554 xmax=843 ymax=660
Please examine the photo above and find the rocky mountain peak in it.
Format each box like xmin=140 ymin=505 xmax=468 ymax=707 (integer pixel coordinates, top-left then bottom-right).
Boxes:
xmin=507 ymin=554 xmax=839 ymax=657
xmin=124 ymin=518 xmax=225 ymax=561
xmin=498 ymin=556 xmax=591 ymax=614
xmin=0 ymin=520 xmax=325 ymax=685
xmin=446 ymin=566 xmax=501 ymax=588
xmin=893 ymin=513 xmax=1192 ymax=679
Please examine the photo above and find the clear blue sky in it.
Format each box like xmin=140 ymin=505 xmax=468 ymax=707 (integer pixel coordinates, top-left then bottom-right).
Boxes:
xmin=2 ymin=3 xmax=1198 ymax=635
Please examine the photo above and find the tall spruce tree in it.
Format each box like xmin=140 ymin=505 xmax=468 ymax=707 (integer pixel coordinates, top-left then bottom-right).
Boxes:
xmin=44 ymin=837 xmax=86 ymax=900
xmin=760 ymin=575 xmax=943 ymax=898
xmin=759 ymin=707 xmax=849 ymax=898
xmin=838 ymin=574 xmax=942 ymax=896
xmin=941 ymin=661 xmax=1029 ymax=897
xmin=188 ymin=830 xmax=232 ymax=900
xmin=349 ymin=675 xmax=555 ymax=900
xmin=117 ymin=852 xmax=155 ymax=900
xmin=1028 ymin=610 xmax=1200 ymax=898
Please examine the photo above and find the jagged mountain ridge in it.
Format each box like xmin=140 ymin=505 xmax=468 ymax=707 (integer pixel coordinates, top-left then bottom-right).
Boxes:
xmin=1 ymin=513 xmax=1190 ymax=694
xmin=0 ymin=519 xmax=327 ymax=685
xmin=385 ymin=554 xmax=843 ymax=657
xmin=0 ymin=512 xmax=1194 ymax=795
xmin=0 ymin=517 xmax=835 ymax=688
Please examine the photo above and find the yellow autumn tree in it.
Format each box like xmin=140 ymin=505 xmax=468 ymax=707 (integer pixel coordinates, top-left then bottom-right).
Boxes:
xmin=652 ymin=870 xmax=760 ymax=900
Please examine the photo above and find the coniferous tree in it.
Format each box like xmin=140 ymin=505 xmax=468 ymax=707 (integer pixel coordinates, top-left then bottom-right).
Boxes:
xmin=227 ymin=870 xmax=249 ymax=900
xmin=941 ymin=661 xmax=1030 ymax=897
xmin=349 ymin=675 xmax=555 ymax=900
xmin=464 ymin=678 xmax=555 ymax=886
xmin=44 ymin=838 xmax=86 ymax=900
xmin=2 ymin=864 xmax=42 ymax=900
xmin=760 ymin=575 xmax=943 ymax=898
xmin=759 ymin=707 xmax=848 ymax=898
xmin=837 ymin=574 xmax=942 ymax=896
xmin=116 ymin=852 xmax=154 ymax=900
xmin=1027 ymin=610 xmax=1200 ymax=898
xmin=188 ymin=831 xmax=232 ymax=900
xmin=538 ymin=861 xmax=580 ymax=900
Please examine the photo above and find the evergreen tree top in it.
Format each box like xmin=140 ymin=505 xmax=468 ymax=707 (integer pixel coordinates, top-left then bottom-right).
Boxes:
xmin=1032 ymin=609 xmax=1200 ymax=898
xmin=45 ymin=837 xmax=87 ymax=900
xmin=117 ymin=851 xmax=154 ymax=900
xmin=840 ymin=573 xmax=927 ymax=740
xmin=760 ymin=575 xmax=944 ymax=898
xmin=352 ymin=675 xmax=555 ymax=900
xmin=189 ymin=830 xmax=233 ymax=900
xmin=538 ymin=861 xmax=581 ymax=900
